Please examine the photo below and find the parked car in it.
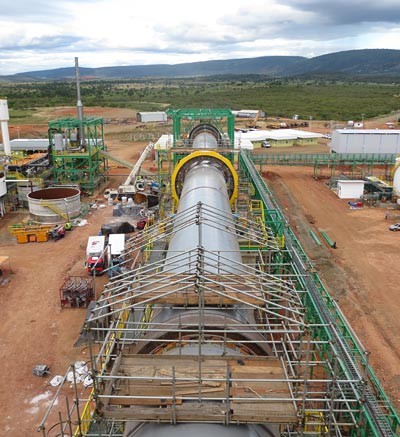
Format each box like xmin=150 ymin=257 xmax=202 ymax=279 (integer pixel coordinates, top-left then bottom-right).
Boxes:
xmin=261 ymin=141 xmax=271 ymax=148
xmin=389 ymin=223 xmax=400 ymax=231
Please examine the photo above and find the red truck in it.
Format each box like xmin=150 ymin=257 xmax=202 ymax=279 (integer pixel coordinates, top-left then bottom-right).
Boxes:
xmin=86 ymin=236 xmax=107 ymax=275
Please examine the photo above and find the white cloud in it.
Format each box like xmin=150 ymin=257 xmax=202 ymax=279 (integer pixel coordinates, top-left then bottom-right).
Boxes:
xmin=0 ymin=0 xmax=398 ymax=74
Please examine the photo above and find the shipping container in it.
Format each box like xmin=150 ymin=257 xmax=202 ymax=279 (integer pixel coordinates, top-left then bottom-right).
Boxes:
xmin=136 ymin=112 xmax=167 ymax=123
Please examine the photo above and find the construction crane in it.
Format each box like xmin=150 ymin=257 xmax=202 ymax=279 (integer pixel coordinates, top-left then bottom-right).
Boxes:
xmin=104 ymin=141 xmax=155 ymax=200
xmin=118 ymin=141 xmax=154 ymax=194
xmin=246 ymin=110 xmax=260 ymax=129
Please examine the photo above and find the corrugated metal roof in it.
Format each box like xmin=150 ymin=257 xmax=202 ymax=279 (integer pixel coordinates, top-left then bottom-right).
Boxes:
xmin=335 ymin=129 xmax=400 ymax=134
xmin=0 ymin=139 xmax=49 ymax=151
xmin=236 ymin=129 xmax=322 ymax=141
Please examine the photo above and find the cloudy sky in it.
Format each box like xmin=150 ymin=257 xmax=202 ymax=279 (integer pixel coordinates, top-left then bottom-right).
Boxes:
xmin=0 ymin=0 xmax=399 ymax=74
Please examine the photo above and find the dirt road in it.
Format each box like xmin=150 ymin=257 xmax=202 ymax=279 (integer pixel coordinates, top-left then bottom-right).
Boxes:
xmin=0 ymin=114 xmax=149 ymax=436
xmin=264 ymin=167 xmax=400 ymax=409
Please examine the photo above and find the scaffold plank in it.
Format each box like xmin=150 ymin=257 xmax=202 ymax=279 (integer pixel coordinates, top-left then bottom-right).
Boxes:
xmin=98 ymin=355 xmax=297 ymax=424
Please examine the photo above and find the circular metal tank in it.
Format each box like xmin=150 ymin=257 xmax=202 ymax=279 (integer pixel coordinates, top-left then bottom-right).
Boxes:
xmin=17 ymin=182 xmax=41 ymax=205
xmin=27 ymin=187 xmax=81 ymax=223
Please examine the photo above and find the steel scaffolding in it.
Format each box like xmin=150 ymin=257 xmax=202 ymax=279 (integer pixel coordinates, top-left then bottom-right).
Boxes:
xmin=38 ymin=120 xmax=399 ymax=437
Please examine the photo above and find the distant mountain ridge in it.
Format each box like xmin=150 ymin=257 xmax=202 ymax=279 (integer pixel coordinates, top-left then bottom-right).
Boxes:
xmin=2 ymin=49 xmax=400 ymax=81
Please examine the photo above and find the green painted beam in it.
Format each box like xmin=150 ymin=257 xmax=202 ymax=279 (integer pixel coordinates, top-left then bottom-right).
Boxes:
xmin=309 ymin=229 xmax=322 ymax=246
xmin=251 ymin=152 xmax=397 ymax=166
xmin=319 ymin=229 xmax=336 ymax=247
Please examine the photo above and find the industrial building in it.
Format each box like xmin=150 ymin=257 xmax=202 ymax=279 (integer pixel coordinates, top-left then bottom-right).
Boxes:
xmin=234 ymin=129 xmax=322 ymax=148
xmin=0 ymin=139 xmax=50 ymax=152
xmin=330 ymin=129 xmax=400 ymax=154
xmin=37 ymin=109 xmax=399 ymax=437
xmin=336 ymin=180 xmax=365 ymax=199
xmin=136 ymin=111 xmax=168 ymax=123
xmin=232 ymin=109 xmax=263 ymax=118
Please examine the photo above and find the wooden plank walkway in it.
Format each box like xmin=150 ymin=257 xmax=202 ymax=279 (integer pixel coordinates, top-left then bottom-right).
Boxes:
xmin=100 ymin=354 xmax=297 ymax=424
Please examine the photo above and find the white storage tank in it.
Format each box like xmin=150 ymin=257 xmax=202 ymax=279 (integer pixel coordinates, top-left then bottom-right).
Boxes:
xmin=17 ymin=182 xmax=41 ymax=204
xmin=0 ymin=99 xmax=11 ymax=155
xmin=0 ymin=99 xmax=9 ymax=121
xmin=54 ymin=133 xmax=65 ymax=151
xmin=27 ymin=187 xmax=81 ymax=223
xmin=393 ymin=156 xmax=400 ymax=199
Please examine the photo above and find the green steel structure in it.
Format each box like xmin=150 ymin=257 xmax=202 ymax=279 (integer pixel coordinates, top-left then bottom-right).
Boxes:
xmin=239 ymin=150 xmax=400 ymax=436
xmin=48 ymin=117 xmax=107 ymax=194
xmin=166 ymin=108 xmax=235 ymax=147
xmin=251 ymin=152 xmax=397 ymax=178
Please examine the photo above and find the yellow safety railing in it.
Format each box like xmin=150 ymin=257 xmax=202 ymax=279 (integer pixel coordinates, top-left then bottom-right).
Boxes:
xmin=304 ymin=411 xmax=329 ymax=434
xmin=276 ymin=234 xmax=285 ymax=249
xmin=238 ymin=200 xmax=269 ymax=250
xmin=73 ymin=390 xmax=95 ymax=437
xmin=249 ymin=199 xmax=265 ymax=222
xmin=74 ymin=303 xmax=131 ymax=436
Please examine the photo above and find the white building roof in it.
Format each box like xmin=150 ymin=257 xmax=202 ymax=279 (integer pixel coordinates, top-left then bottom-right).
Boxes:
xmin=137 ymin=111 xmax=167 ymax=115
xmin=0 ymin=139 xmax=49 ymax=151
xmin=284 ymin=129 xmax=323 ymax=139
xmin=236 ymin=129 xmax=322 ymax=141
xmin=236 ymin=130 xmax=271 ymax=141
xmin=265 ymin=131 xmax=298 ymax=141
xmin=335 ymin=129 xmax=400 ymax=134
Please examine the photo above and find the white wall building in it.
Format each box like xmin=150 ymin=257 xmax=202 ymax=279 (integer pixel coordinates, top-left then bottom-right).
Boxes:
xmin=330 ymin=129 xmax=400 ymax=154
xmin=136 ymin=112 xmax=167 ymax=123
xmin=234 ymin=129 xmax=322 ymax=148
xmin=232 ymin=109 xmax=262 ymax=118
xmin=337 ymin=180 xmax=365 ymax=199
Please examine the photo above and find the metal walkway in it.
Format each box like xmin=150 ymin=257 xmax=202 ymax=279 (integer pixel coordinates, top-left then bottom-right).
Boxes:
xmin=251 ymin=152 xmax=397 ymax=166
xmin=239 ymin=150 xmax=399 ymax=436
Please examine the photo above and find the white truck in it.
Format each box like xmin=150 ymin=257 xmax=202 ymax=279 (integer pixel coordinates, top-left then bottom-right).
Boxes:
xmin=86 ymin=235 xmax=106 ymax=275
xmin=107 ymin=233 xmax=125 ymax=277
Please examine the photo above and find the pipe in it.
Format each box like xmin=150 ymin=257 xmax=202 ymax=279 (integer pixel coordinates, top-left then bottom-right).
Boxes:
xmin=165 ymin=162 xmax=241 ymax=274
xmin=5 ymin=178 xmax=33 ymax=192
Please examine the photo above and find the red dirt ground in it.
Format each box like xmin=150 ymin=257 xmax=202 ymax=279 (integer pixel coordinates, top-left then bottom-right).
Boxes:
xmin=1 ymin=112 xmax=399 ymax=435
xmin=263 ymin=167 xmax=400 ymax=410
xmin=0 ymin=119 xmax=148 ymax=436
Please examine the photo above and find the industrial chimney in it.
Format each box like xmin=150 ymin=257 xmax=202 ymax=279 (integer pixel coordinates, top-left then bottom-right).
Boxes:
xmin=0 ymin=99 xmax=11 ymax=155
xmin=75 ymin=57 xmax=85 ymax=147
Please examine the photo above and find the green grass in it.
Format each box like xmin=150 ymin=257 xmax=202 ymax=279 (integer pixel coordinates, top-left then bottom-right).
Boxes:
xmin=1 ymin=78 xmax=399 ymax=121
